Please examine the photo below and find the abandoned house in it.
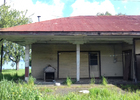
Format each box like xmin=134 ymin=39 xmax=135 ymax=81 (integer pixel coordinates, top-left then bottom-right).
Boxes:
xmin=0 ymin=16 xmax=140 ymax=82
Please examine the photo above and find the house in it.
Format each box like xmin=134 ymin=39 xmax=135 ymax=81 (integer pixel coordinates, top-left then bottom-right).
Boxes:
xmin=0 ymin=16 xmax=140 ymax=82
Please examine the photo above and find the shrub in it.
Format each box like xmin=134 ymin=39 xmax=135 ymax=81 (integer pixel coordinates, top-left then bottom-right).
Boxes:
xmin=0 ymin=79 xmax=42 ymax=100
xmin=89 ymin=88 xmax=111 ymax=98
xmin=90 ymin=76 xmax=95 ymax=85
xmin=66 ymin=77 xmax=72 ymax=86
xmin=28 ymin=76 xmax=36 ymax=86
xmin=102 ymin=76 xmax=108 ymax=86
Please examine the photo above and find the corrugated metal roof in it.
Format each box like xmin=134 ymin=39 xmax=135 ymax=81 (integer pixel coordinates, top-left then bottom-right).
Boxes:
xmin=1 ymin=16 xmax=140 ymax=32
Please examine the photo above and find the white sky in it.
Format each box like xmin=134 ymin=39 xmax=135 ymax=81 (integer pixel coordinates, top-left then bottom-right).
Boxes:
xmin=0 ymin=0 xmax=139 ymax=22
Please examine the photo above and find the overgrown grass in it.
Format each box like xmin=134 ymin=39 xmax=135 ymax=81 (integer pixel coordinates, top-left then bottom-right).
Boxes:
xmin=102 ymin=76 xmax=108 ymax=86
xmin=0 ymin=70 xmax=140 ymax=100
xmin=28 ymin=76 xmax=36 ymax=86
xmin=90 ymin=76 xmax=95 ymax=85
xmin=0 ymin=78 xmax=42 ymax=100
xmin=66 ymin=77 xmax=72 ymax=86
xmin=119 ymin=84 xmax=140 ymax=92
xmin=0 ymin=78 xmax=140 ymax=100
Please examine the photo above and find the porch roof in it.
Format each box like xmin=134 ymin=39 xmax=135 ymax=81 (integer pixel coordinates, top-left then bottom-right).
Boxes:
xmin=0 ymin=16 xmax=140 ymax=45
xmin=0 ymin=16 xmax=140 ymax=32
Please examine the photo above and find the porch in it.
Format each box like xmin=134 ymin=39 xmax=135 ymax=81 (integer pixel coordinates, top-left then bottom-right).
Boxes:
xmin=35 ymin=78 xmax=137 ymax=85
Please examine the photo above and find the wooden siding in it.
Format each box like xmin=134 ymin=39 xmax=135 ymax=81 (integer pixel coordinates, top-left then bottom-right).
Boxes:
xmin=32 ymin=43 xmax=123 ymax=79
xmin=59 ymin=52 xmax=89 ymax=78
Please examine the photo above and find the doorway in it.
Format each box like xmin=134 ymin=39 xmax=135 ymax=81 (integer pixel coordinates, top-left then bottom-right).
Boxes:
xmin=122 ymin=50 xmax=132 ymax=80
xmin=89 ymin=52 xmax=100 ymax=78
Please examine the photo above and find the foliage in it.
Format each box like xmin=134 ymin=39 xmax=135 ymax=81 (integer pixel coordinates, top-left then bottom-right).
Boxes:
xmin=90 ymin=76 xmax=95 ymax=85
xmin=0 ymin=5 xmax=32 ymax=28
xmin=3 ymin=41 xmax=25 ymax=70
xmin=0 ymin=78 xmax=140 ymax=100
xmin=0 ymin=69 xmax=31 ymax=81
xmin=120 ymin=84 xmax=140 ymax=92
xmin=0 ymin=79 xmax=42 ymax=100
xmin=0 ymin=5 xmax=32 ymax=70
xmin=66 ymin=77 xmax=72 ymax=86
xmin=28 ymin=76 xmax=36 ymax=86
xmin=97 ymin=11 xmax=125 ymax=16
xmin=97 ymin=11 xmax=112 ymax=16
xmin=102 ymin=76 xmax=108 ymax=86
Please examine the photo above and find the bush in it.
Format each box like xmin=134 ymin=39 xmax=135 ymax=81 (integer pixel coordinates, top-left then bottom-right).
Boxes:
xmin=102 ymin=76 xmax=108 ymax=86
xmin=0 ymin=79 xmax=42 ymax=100
xmin=66 ymin=77 xmax=72 ymax=86
xmin=90 ymin=76 xmax=95 ymax=85
xmin=28 ymin=76 xmax=36 ymax=86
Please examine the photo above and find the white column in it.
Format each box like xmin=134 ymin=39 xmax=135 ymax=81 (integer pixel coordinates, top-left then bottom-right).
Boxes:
xmin=25 ymin=45 xmax=30 ymax=81
xmin=76 ymin=44 xmax=80 ymax=81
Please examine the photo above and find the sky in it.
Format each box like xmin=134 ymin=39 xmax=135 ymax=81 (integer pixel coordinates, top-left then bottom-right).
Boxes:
xmin=0 ymin=0 xmax=140 ymax=22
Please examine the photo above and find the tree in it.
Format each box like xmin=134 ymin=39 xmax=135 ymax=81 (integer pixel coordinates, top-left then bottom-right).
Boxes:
xmin=3 ymin=41 xmax=25 ymax=70
xmin=97 ymin=11 xmax=112 ymax=16
xmin=0 ymin=5 xmax=32 ymax=70
xmin=97 ymin=11 xmax=125 ymax=16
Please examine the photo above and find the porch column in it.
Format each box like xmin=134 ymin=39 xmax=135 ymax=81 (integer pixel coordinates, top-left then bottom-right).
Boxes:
xmin=132 ymin=41 xmax=137 ymax=82
xmin=76 ymin=44 xmax=80 ymax=82
xmin=25 ymin=45 xmax=30 ymax=81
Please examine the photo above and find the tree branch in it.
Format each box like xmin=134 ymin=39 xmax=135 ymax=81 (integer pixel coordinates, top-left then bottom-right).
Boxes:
xmin=9 ymin=56 xmax=16 ymax=62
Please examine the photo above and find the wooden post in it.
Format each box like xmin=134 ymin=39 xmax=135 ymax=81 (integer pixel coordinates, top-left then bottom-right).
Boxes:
xmin=133 ymin=39 xmax=137 ymax=82
xmin=4 ymin=0 xmax=6 ymax=5
xmin=76 ymin=44 xmax=80 ymax=81
xmin=25 ymin=45 xmax=29 ymax=81
xmin=0 ymin=39 xmax=3 ymax=73
xmin=0 ymin=45 xmax=3 ymax=72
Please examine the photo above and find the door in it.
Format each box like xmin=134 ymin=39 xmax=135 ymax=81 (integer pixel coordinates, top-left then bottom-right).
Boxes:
xmin=59 ymin=52 xmax=76 ymax=78
xmin=122 ymin=50 xmax=132 ymax=80
xmin=89 ymin=52 xmax=100 ymax=78
xmin=136 ymin=54 xmax=140 ymax=81
xmin=59 ymin=52 xmax=89 ymax=78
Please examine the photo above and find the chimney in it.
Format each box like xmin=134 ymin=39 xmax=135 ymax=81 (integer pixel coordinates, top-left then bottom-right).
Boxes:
xmin=37 ymin=16 xmax=41 ymax=22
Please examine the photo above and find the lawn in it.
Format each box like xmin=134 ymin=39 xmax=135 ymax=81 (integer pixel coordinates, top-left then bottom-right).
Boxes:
xmin=0 ymin=69 xmax=140 ymax=100
xmin=2 ymin=69 xmax=31 ymax=75
xmin=0 ymin=69 xmax=31 ymax=81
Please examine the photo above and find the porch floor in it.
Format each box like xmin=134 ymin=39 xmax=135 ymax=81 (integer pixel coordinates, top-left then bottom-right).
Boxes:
xmin=35 ymin=78 xmax=138 ymax=85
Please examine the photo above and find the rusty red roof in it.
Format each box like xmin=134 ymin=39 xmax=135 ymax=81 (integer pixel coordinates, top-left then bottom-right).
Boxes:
xmin=1 ymin=16 xmax=140 ymax=32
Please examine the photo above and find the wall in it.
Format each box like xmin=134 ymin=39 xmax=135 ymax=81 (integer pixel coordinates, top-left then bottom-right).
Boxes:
xmin=32 ymin=43 xmax=123 ymax=79
xmin=122 ymin=43 xmax=134 ymax=79
xmin=135 ymin=40 xmax=140 ymax=54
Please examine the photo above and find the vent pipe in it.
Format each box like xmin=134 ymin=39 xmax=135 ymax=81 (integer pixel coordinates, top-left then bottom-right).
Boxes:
xmin=37 ymin=16 xmax=41 ymax=22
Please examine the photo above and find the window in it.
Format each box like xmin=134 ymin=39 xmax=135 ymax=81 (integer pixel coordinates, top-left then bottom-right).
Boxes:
xmin=90 ymin=53 xmax=98 ymax=65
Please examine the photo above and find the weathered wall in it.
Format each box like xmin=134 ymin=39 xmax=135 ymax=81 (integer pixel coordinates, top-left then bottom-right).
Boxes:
xmin=32 ymin=43 xmax=123 ymax=79
xmin=135 ymin=40 xmax=140 ymax=54
xmin=59 ymin=52 xmax=89 ymax=78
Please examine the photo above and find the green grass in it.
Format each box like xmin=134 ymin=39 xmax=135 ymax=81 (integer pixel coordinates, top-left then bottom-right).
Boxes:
xmin=0 ymin=78 xmax=140 ymax=100
xmin=0 ymin=70 xmax=140 ymax=100
xmin=0 ymin=69 xmax=31 ymax=81
xmin=66 ymin=77 xmax=72 ymax=86
xmin=2 ymin=69 xmax=31 ymax=75
xmin=1 ymin=78 xmax=140 ymax=100
xmin=102 ymin=76 xmax=108 ymax=86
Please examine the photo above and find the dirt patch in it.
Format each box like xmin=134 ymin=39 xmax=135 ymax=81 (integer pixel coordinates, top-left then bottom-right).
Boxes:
xmin=36 ymin=84 xmax=124 ymax=95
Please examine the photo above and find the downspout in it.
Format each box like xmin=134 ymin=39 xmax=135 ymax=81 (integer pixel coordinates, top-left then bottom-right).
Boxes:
xmin=0 ymin=39 xmax=3 ymax=73
xmin=133 ymin=38 xmax=137 ymax=83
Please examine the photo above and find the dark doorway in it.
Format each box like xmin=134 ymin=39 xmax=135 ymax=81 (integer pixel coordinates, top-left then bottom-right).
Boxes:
xmin=122 ymin=50 xmax=132 ymax=80
xmin=89 ymin=52 xmax=100 ymax=78
xmin=136 ymin=54 xmax=140 ymax=81
xmin=45 ymin=72 xmax=55 ymax=81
